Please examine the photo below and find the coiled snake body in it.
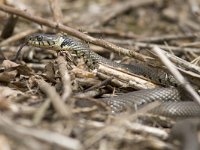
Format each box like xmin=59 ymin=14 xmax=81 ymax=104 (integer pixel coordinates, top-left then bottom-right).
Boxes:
xmin=26 ymin=33 xmax=200 ymax=118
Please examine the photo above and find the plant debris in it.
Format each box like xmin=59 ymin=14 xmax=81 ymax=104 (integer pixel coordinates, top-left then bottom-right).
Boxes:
xmin=0 ymin=0 xmax=200 ymax=150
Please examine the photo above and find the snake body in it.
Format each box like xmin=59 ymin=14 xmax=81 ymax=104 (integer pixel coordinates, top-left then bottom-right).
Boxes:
xmin=26 ymin=33 xmax=200 ymax=118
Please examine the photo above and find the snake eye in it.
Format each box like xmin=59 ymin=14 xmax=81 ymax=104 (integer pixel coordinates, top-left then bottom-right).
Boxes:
xmin=36 ymin=35 xmax=43 ymax=41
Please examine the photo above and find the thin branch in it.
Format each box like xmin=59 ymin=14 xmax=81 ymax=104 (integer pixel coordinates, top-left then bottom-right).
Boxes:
xmin=0 ymin=28 xmax=39 ymax=47
xmin=152 ymin=46 xmax=200 ymax=105
xmin=56 ymin=56 xmax=72 ymax=102
xmin=35 ymin=78 xmax=70 ymax=118
xmin=87 ymin=28 xmax=139 ymax=39
xmin=138 ymin=33 xmax=199 ymax=43
xmin=89 ymin=0 xmax=157 ymax=27
xmin=0 ymin=4 xmax=152 ymax=62
xmin=48 ymin=0 xmax=63 ymax=24
xmin=109 ymin=39 xmax=200 ymax=53
xmin=32 ymin=99 xmax=51 ymax=125
xmin=1 ymin=14 xmax=18 ymax=39
xmin=97 ymin=72 xmax=129 ymax=88
xmin=0 ymin=116 xmax=45 ymax=150
xmin=109 ymin=39 xmax=200 ymax=75
xmin=124 ymin=121 xmax=168 ymax=139
xmin=84 ymin=77 xmax=113 ymax=92
xmin=0 ymin=116 xmax=82 ymax=150
xmin=98 ymin=64 xmax=158 ymax=89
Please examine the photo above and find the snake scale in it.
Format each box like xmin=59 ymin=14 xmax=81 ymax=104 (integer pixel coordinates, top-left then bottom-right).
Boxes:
xmin=26 ymin=33 xmax=200 ymax=118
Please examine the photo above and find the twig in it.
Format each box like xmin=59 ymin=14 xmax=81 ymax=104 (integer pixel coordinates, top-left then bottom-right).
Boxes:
xmin=56 ymin=56 xmax=72 ymax=102
xmin=109 ymin=39 xmax=200 ymax=53
xmin=0 ymin=116 xmax=44 ymax=150
xmin=75 ymin=78 xmax=100 ymax=88
xmin=0 ymin=28 xmax=39 ymax=47
xmin=98 ymin=64 xmax=158 ymax=89
xmin=84 ymin=77 xmax=113 ymax=92
xmin=88 ymin=0 xmax=157 ymax=27
xmin=127 ymin=101 xmax=161 ymax=121
xmin=32 ymin=99 xmax=51 ymax=125
xmin=74 ymin=90 xmax=106 ymax=98
xmin=137 ymin=33 xmax=199 ymax=43
xmin=84 ymin=121 xmax=168 ymax=148
xmin=12 ymin=42 xmax=27 ymax=61
xmin=163 ymin=52 xmax=200 ymax=74
xmin=0 ymin=116 xmax=82 ymax=150
xmin=109 ymin=39 xmax=200 ymax=74
xmin=48 ymin=0 xmax=63 ymax=24
xmin=13 ymin=104 xmax=37 ymax=116
xmin=96 ymin=72 xmax=129 ymax=88
xmin=1 ymin=14 xmax=18 ymax=39
xmin=124 ymin=121 xmax=168 ymax=139
xmin=26 ymin=63 xmax=46 ymax=70
xmin=181 ymin=41 xmax=200 ymax=47
xmin=152 ymin=46 xmax=200 ymax=105
xmin=87 ymin=28 xmax=139 ymax=39
xmin=35 ymin=78 xmax=70 ymax=118
xmin=73 ymin=95 xmax=110 ymax=111
xmin=0 ymin=4 xmax=152 ymax=62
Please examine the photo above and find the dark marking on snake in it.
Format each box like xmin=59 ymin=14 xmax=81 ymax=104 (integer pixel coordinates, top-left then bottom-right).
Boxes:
xmin=60 ymin=38 xmax=73 ymax=48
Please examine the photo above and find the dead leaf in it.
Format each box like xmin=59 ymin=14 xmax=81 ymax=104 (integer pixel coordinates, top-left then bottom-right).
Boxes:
xmin=2 ymin=60 xmax=19 ymax=69
xmin=44 ymin=62 xmax=56 ymax=82
xmin=0 ymin=70 xmax=17 ymax=83
xmin=0 ymin=95 xmax=10 ymax=111
xmin=0 ymin=86 xmax=23 ymax=98
xmin=15 ymin=65 xmax=33 ymax=76
xmin=72 ymin=67 xmax=96 ymax=78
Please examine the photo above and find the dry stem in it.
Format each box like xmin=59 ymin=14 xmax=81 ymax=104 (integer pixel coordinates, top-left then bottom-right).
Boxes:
xmin=153 ymin=46 xmax=200 ymax=105
xmin=35 ymin=78 xmax=70 ymax=118
xmin=56 ymin=56 xmax=72 ymax=102
xmin=0 ymin=4 xmax=152 ymax=62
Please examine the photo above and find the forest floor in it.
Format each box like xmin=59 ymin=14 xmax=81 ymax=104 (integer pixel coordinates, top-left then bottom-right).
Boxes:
xmin=0 ymin=0 xmax=200 ymax=150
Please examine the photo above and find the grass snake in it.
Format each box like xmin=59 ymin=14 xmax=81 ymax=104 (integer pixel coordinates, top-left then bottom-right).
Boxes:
xmin=25 ymin=33 xmax=200 ymax=118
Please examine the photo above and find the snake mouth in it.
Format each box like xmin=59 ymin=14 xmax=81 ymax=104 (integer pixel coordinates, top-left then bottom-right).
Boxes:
xmin=26 ymin=33 xmax=60 ymax=49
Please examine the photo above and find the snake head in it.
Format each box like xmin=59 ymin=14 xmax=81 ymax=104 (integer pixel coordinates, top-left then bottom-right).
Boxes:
xmin=26 ymin=33 xmax=62 ymax=50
